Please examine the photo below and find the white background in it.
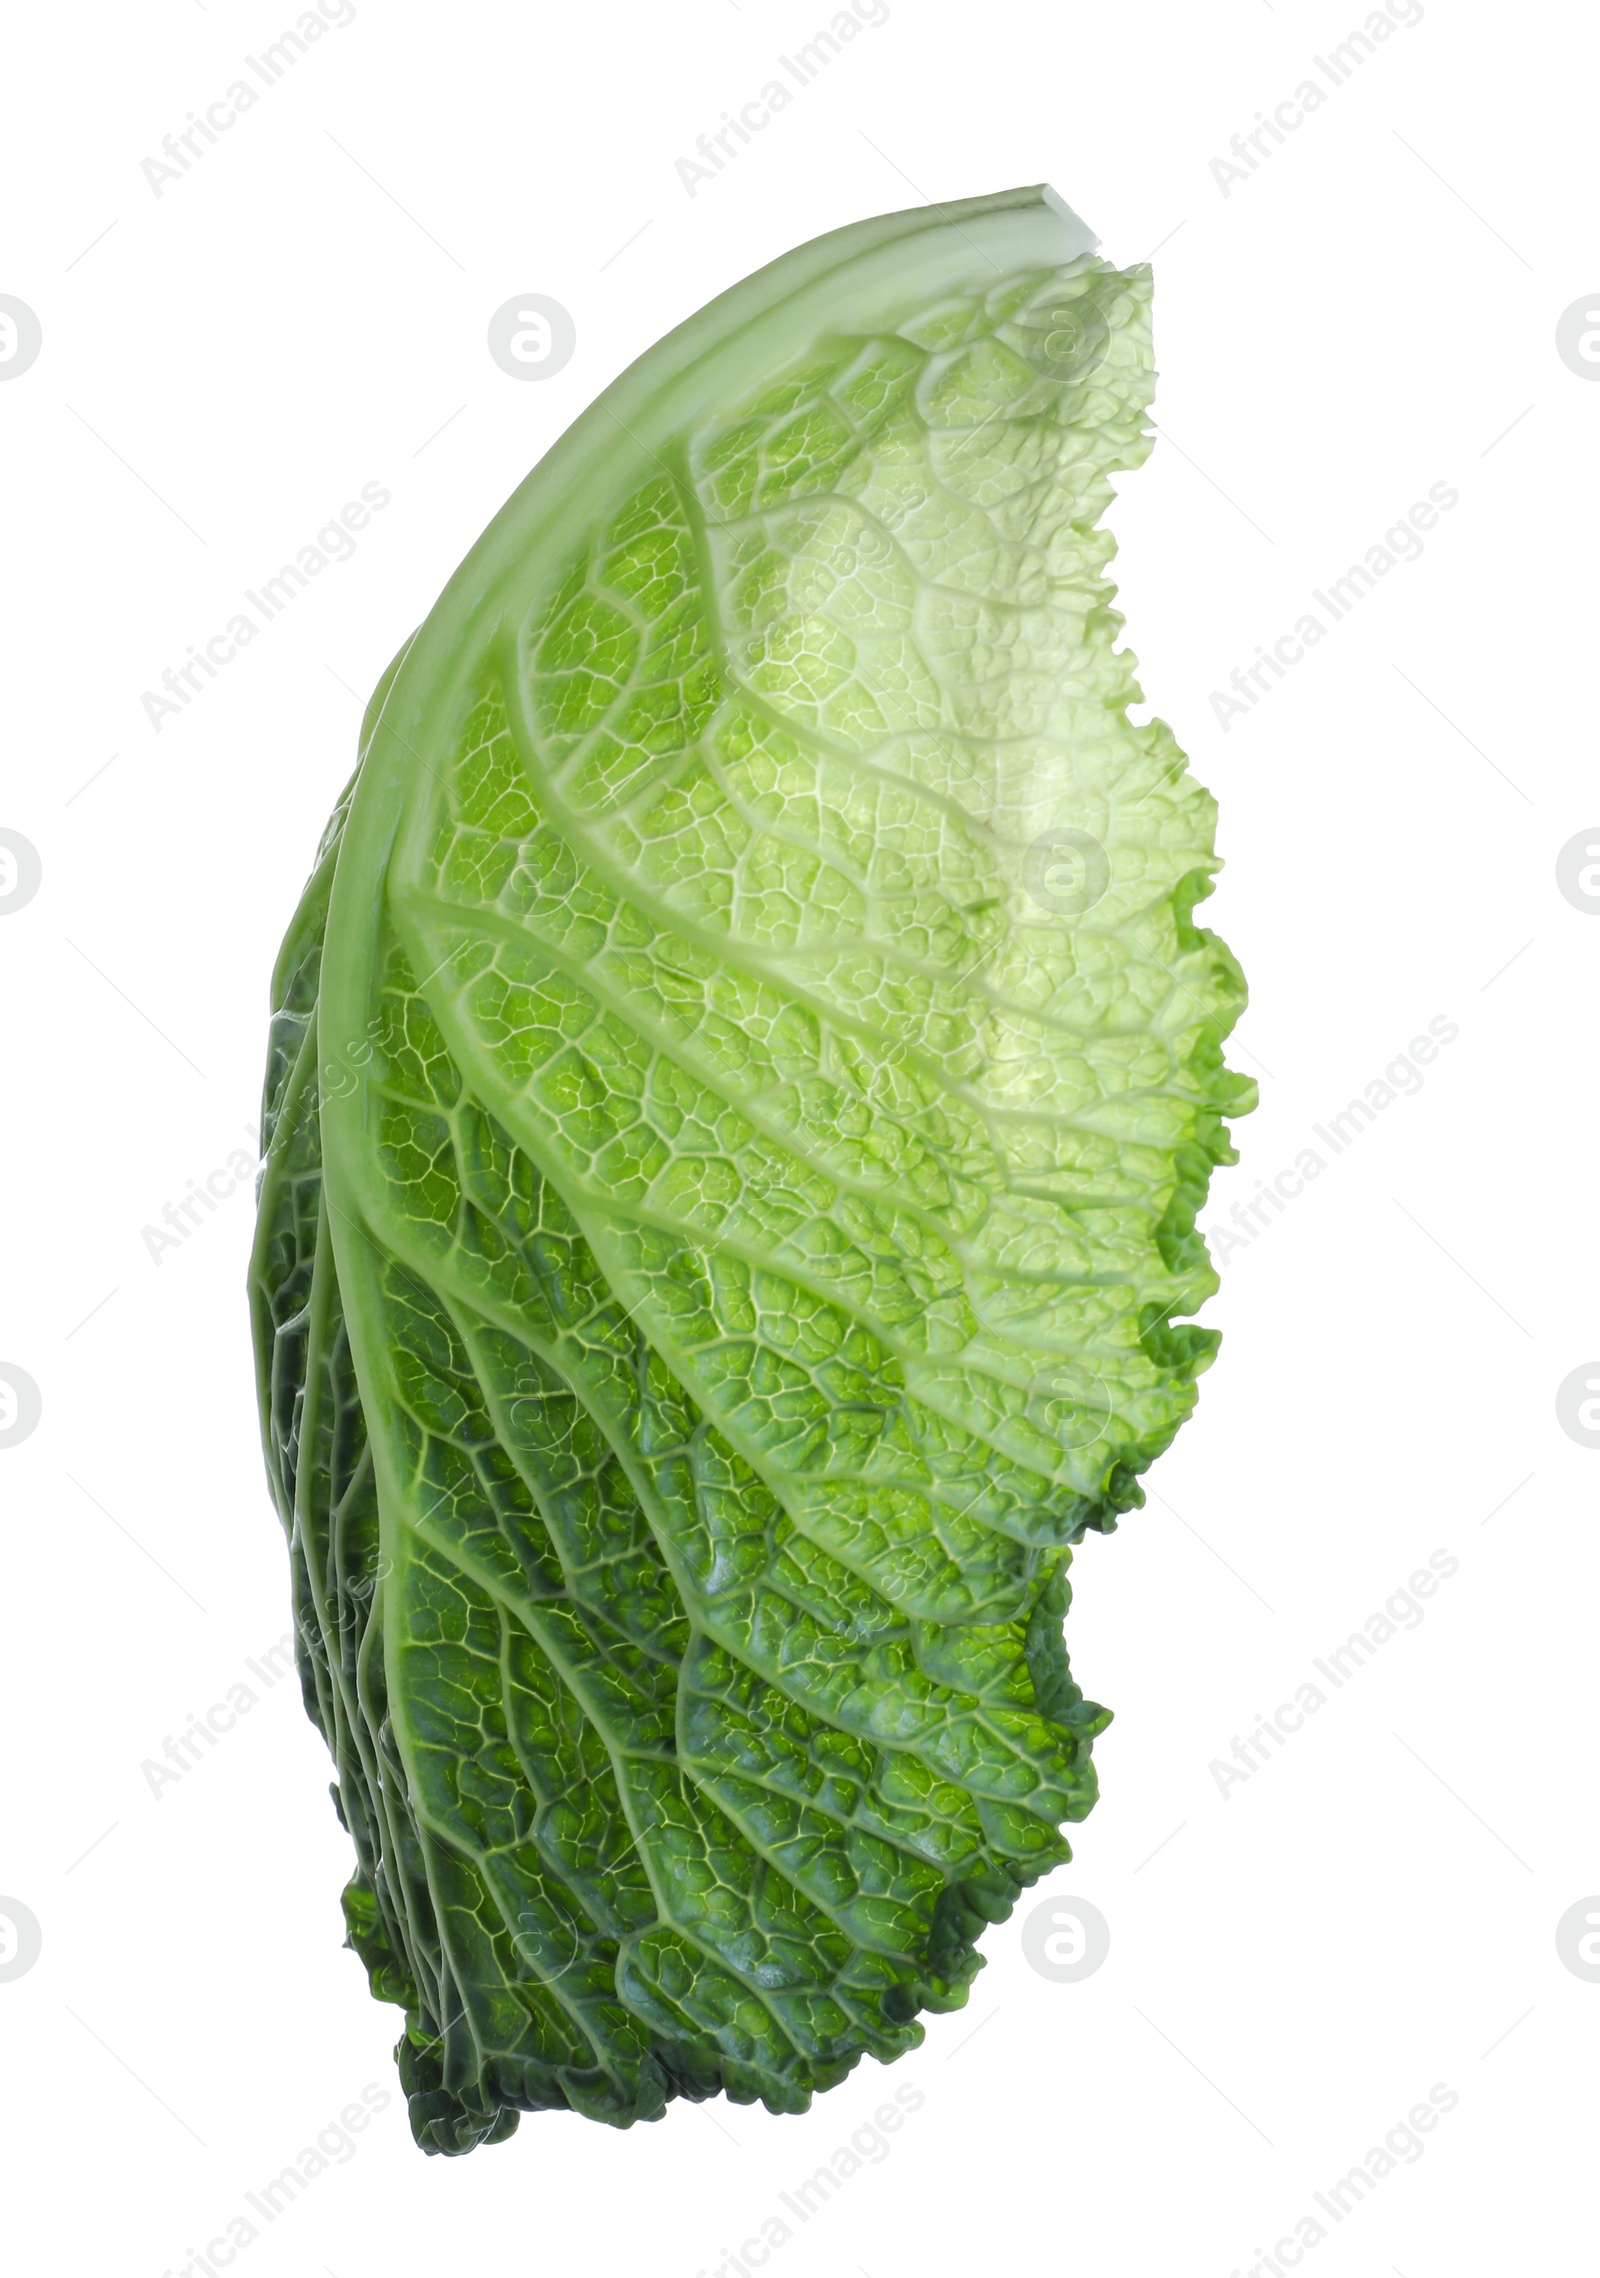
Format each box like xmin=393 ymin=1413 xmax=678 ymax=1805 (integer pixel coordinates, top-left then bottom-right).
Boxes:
xmin=1 ymin=1 xmax=1594 ymax=2272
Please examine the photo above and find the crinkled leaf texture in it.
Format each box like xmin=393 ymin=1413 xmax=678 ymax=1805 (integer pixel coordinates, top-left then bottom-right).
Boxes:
xmin=250 ymin=185 xmax=1253 ymax=2155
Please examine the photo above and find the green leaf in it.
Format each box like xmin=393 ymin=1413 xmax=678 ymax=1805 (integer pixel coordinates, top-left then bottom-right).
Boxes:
xmin=249 ymin=184 xmax=1252 ymax=2153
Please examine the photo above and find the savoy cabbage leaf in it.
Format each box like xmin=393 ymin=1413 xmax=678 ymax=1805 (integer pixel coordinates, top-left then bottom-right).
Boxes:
xmin=249 ymin=184 xmax=1253 ymax=2154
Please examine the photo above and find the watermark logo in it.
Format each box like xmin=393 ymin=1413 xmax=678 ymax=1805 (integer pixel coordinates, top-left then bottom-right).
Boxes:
xmin=0 ymin=830 xmax=42 ymax=913
xmin=0 ymin=297 xmax=41 ymax=381
xmin=1021 ymin=1894 xmax=1110 ymax=1982
xmin=1556 ymin=296 xmax=1600 ymax=380
xmin=1556 ymin=1363 xmax=1600 ymax=1448
xmin=0 ymin=1366 xmax=42 ymax=1449
xmin=0 ymin=1898 xmax=42 ymax=1982
xmin=1012 ymin=290 xmax=1111 ymax=388
xmin=1556 ymin=1898 xmax=1600 ymax=1980
xmin=1556 ymin=829 xmax=1600 ymax=912
xmin=1026 ymin=1365 xmax=1111 ymax=1453
xmin=487 ymin=295 xmax=575 ymax=380
xmin=1022 ymin=829 xmax=1109 ymax=918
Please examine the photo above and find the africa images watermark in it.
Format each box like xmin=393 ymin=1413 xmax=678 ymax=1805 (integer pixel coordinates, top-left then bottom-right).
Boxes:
xmin=1205 ymin=1014 xmax=1459 ymax=1265
xmin=686 ymin=2081 xmax=925 ymax=2277
xmin=675 ymin=0 xmax=890 ymax=196
xmin=1223 ymin=2081 xmax=1459 ymax=2276
xmin=1208 ymin=1549 xmax=1460 ymax=1802
xmin=140 ymin=481 xmax=390 ymax=733
xmin=140 ymin=0 xmax=358 ymax=197
xmin=155 ymin=2081 xmax=392 ymax=2277
xmin=141 ymin=1139 xmax=261 ymax=1266
xmin=1209 ymin=0 xmax=1425 ymax=198
xmin=140 ymin=1635 xmax=296 ymax=1801
xmin=1209 ymin=481 xmax=1459 ymax=733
